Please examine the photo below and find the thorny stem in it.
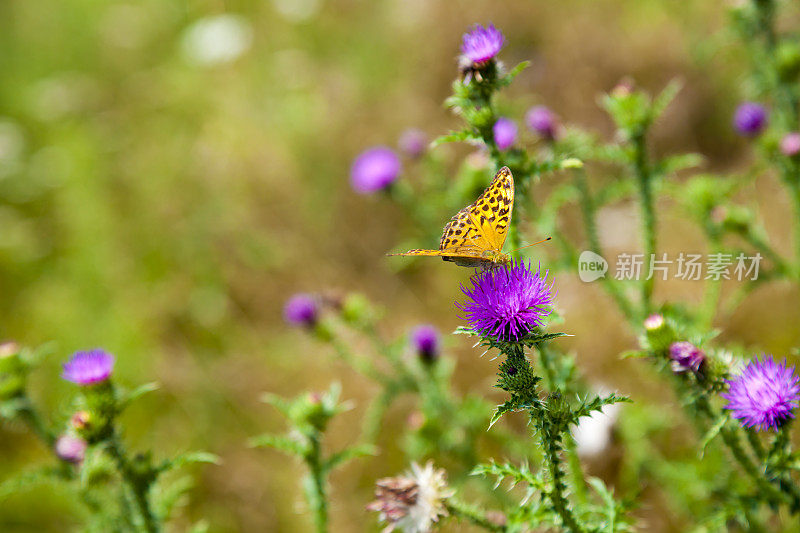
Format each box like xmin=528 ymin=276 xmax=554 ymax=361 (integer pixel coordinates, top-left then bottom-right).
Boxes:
xmin=694 ymin=396 xmax=796 ymax=509
xmin=533 ymin=404 xmax=584 ymax=533
xmin=306 ymin=432 xmax=329 ymax=533
xmin=107 ymin=438 xmax=159 ymax=533
xmin=573 ymin=167 xmax=637 ymax=321
xmin=632 ymin=133 xmax=656 ymax=317
xmin=750 ymin=0 xmax=800 ymax=274
xmin=445 ymin=498 xmax=507 ymax=532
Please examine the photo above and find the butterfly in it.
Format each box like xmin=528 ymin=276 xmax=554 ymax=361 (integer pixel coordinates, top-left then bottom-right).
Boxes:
xmin=389 ymin=166 xmax=517 ymax=269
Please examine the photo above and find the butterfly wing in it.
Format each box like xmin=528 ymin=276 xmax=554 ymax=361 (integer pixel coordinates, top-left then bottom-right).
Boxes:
xmin=388 ymin=167 xmax=514 ymax=268
xmin=439 ymin=166 xmax=514 ymax=254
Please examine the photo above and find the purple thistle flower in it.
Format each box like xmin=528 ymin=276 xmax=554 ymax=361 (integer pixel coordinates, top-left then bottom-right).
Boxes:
xmin=492 ymin=118 xmax=516 ymax=151
xmin=460 ymin=24 xmax=504 ymax=65
xmin=398 ymin=129 xmax=428 ymax=159
xmin=669 ymin=341 xmax=705 ymax=373
xmin=525 ymin=106 xmax=557 ymax=139
xmin=62 ymin=349 xmax=114 ymax=385
xmin=55 ymin=434 xmax=87 ymax=463
xmin=410 ymin=324 xmax=440 ymax=362
xmin=456 ymin=260 xmax=554 ymax=342
xmin=283 ymin=293 xmax=319 ymax=327
xmin=733 ymin=102 xmax=768 ymax=137
xmin=722 ymin=355 xmax=800 ymax=432
xmin=780 ymin=132 xmax=800 ymax=157
xmin=350 ymin=147 xmax=401 ymax=194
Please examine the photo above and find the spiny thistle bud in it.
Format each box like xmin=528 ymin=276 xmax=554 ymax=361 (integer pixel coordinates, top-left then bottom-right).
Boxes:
xmin=780 ymin=132 xmax=800 ymax=157
xmin=398 ymin=129 xmax=428 ymax=159
xmin=643 ymin=314 xmax=674 ymax=356
xmin=492 ymin=117 xmax=517 ymax=151
xmin=55 ymin=434 xmax=87 ymax=464
xmin=409 ymin=325 xmax=440 ymax=363
xmin=669 ymin=341 xmax=706 ymax=373
xmin=733 ymin=102 xmax=768 ymax=137
xmin=70 ymin=410 xmax=91 ymax=431
xmin=525 ymin=105 xmax=558 ymax=140
xmin=283 ymin=293 xmax=319 ymax=328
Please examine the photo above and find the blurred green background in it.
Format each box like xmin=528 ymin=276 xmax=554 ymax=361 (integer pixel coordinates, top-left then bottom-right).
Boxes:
xmin=2 ymin=1 xmax=800 ymax=531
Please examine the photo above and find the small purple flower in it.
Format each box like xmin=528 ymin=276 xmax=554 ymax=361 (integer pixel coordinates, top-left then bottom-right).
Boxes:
xmin=398 ymin=129 xmax=428 ymax=158
xmin=350 ymin=147 xmax=401 ymax=194
xmin=55 ymin=434 xmax=87 ymax=463
xmin=410 ymin=324 xmax=440 ymax=362
xmin=733 ymin=102 xmax=768 ymax=137
xmin=284 ymin=293 xmax=318 ymax=327
xmin=669 ymin=341 xmax=705 ymax=373
xmin=62 ymin=349 xmax=114 ymax=385
xmin=722 ymin=355 xmax=800 ymax=432
xmin=457 ymin=260 xmax=554 ymax=342
xmin=492 ymin=118 xmax=516 ymax=151
xmin=460 ymin=24 xmax=504 ymax=65
xmin=525 ymin=106 xmax=557 ymax=139
xmin=781 ymin=132 xmax=800 ymax=157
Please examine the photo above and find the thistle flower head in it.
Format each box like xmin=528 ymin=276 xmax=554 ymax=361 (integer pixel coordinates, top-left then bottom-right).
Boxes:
xmin=457 ymin=260 xmax=554 ymax=342
xmin=55 ymin=434 xmax=87 ymax=463
xmin=460 ymin=24 xmax=504 ymax=65
xmin=62 ymin=349 xmax=114 ymax=385
xmin=283 ymin=293 xmax=319 ymax=327
xmin=399 ymin=129 xmax=428 ymax=158
xmin=781 ymin=132 xmax=800 ymax=157
xmin=492 ymin=117 xmax=516 ymax=151
xmin=525 ymin=106 xmax=557 ymax=139
xmin=722 ymin=355 xmax=800 ymax=432
xmin=351 ymin=147 xmax=401 ymax=194
xmin=643 ymin=314 xmax=664 ymax=331
xmin=733 ymin=102 xmax=768 ymax=137
xmin=669 ymin=341 xmax=705 ymax=373
xmin=367 ymin=461 xmax=453 ymax=532
xmin=409 ymin=325 xmax=439 ymax=362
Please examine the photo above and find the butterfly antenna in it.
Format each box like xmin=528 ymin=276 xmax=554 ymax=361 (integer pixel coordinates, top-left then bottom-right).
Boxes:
xmin=509 ymin=236 xmax=552 ymax=254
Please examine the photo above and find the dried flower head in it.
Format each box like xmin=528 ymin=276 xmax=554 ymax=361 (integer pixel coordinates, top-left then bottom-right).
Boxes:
xmin=351 ymin=147 xmax=401 ymax=194
xmin=62 ymin=349 xmax=114 ymax=385
xmin=722 ymin=355 xmax=800 ymax=432
xmin=525 ymin=106 xmax=557 ymax=139
xmin=492 ymin=117 xmax=516 ymax=151
xmin=460 ymin=24 xmax=504 ymax=66
xmin=410 ymin=325 xmax=440 ymax=362
xmin=669 ymin=341 xmax=705 ymax=373
xmin=733 ymin=102 xmax=768 ymax=137
xmin=367 ymin=461 xmax=453 ymax=532
xmin=457 ymin=260 xmax=554 ymax=342
xmin=55 ymin=434 xmax=87 ymax=463
xmin=283 ymin=293 xmax=319 ymax=327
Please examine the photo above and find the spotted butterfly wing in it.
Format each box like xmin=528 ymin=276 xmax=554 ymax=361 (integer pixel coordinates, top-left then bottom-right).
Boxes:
xmin=388 ymin=167 xmax=514 ymax=268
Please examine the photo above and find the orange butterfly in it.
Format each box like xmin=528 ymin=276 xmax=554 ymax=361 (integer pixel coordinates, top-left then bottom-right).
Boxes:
xmin=389 ymin=167 xmax=542 ymax=269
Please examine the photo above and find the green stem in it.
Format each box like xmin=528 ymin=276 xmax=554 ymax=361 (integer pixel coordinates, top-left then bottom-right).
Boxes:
xmin=574 ymin=168 xmax=637 ymax=321
xmin=17 ymin=399 xmax=56 ymax=447
xmin=695 ymin=397 xmax=791 ymax=508
xmin=633 ymin=134 xmax=656 ymax=317
xmin=699 ymin=238 xmax=723 ymax=330
xmin=306 ymin=433 xmax=328 ymax=533
xmin=108 ymin=439 xmax=159 ymax=533
xmin=445 ymin=498 xmax=507 ymax=532
xmin=537 ymin=418 xmax=584 ymax=533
